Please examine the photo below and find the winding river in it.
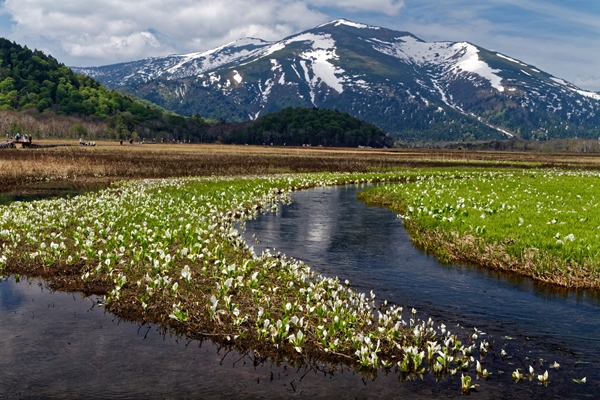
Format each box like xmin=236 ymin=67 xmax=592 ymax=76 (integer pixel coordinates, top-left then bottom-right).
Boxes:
xmin=1 ymin=184 xmax=598 ymax=398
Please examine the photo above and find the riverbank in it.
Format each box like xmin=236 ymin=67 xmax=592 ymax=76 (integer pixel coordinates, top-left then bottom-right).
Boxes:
xmin=2 ymin=156 xmax=599 ymax=394
xmin=358 ymin=169 xmax=600 ymax=289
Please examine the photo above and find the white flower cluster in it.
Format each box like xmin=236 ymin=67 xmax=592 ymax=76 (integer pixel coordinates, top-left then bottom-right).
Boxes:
xmin=0 ymin=171 xmax=555 ymax=384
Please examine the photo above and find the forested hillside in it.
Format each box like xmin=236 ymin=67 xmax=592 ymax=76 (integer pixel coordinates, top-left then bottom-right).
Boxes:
xmin=0 ymin=38 xmax=208 ymax=141
xmin=0 ymin=38 xmax=142 ymax=116
xmin=228 ymin=107 xmax=393 ymax=147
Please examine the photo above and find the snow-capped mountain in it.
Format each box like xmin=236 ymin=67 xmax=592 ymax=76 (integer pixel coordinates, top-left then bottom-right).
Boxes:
xmin=73 ymin=19 xmax=600 ymax=141
xmin=73 ymin=37 xmax=272 ymax=87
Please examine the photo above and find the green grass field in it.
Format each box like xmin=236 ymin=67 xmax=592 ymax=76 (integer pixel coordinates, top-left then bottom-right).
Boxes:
xmin=359 ymin=169 xmax=600 ymax=288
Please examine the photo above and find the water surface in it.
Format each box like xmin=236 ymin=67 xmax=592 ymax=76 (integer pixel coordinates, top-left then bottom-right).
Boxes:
xmin=0 ymin=276 xmax=534 ymax=399
xmin=0 ymin=189 xmax=86 ymax=205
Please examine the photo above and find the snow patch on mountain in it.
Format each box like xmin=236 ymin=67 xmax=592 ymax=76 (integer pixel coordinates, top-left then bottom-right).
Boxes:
xmin=164 ymin=38 xmax=270 ymax=79
xmin=259 ymin=77 xmax=275 ymax=103
xmin=452 ymin=44 xmax=504 ymax=92
xmin=306 ymin=48 xmax=344 ymax=93
xmin=371 ymin=36 xmax=504 ymax=92
xmin=551 ymin=77 xmax=569 ymax=86
xmin=431 ymin=79 xmax=450 ymax=106
xmin=72 ymin=38 xmax=271 ymax=87
xmin=576 ymin=89 xmax=600 ymax=100
xmin=496 ymin=53 xmax=526 ymax=66
xmin=317 ymin=19 xmax=380 ymax=30
xmin=551 ymin=77 xmax=600 ymax=100
xmin=209 ymin=73 xmax=220 ymax=85
xmin=372 ymin=35 xmax=454 ymax=65
xmin=233 ymin=70 xmax=242 ymax=84
xmin=257 ymin=32 xmax=345 ymax=101
xmin=270 ymin=59 xmax=281 ymax=71
xmin=291 ymin=64 xmax=302 ymax=80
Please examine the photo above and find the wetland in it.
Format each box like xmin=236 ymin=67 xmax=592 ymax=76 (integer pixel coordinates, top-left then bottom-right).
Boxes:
xmin=2 ymin=144 xmax=600 ymax=397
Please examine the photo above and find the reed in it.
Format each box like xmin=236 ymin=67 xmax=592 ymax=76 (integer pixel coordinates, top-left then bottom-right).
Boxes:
xmin=4 ymin=141 xmax=600 ymax=194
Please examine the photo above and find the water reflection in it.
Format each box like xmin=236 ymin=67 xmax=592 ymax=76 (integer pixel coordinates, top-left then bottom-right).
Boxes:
xmin=0 ymin=185 xmax=107 ymax=205
xmin=0 ymin=191 xmax=80 ymax=205
xmin=0 ymin=276 xmax=539 ymax=399
xmin=0 ymin=276 xmax=25 ymax=311
xmin=0 ymin=277 xmax=366 ymax=398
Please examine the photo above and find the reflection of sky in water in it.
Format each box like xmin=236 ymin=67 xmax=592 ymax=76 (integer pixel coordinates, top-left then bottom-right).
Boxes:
xmin=246 ymin=185 xmax=600 ymax=364
xmin=2 ymin=276 xmax=564 ymax=399
xmin=0 ymin=278 xmax=24 ymax=311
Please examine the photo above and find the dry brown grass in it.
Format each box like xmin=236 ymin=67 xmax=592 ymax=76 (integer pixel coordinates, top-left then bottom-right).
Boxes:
xmin=3 ymin=139 xmax=600 ymax=194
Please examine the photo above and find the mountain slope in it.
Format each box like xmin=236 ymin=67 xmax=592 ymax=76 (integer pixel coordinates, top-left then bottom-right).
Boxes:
xmin=73 ymin=38 xmax=272 ymax=88
xmin=73 ymin=19 xmax=600 ymax=142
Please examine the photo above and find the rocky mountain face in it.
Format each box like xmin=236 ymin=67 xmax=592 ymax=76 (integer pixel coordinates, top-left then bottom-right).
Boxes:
xmin=73 ymin=19 xmax=600 ymax=142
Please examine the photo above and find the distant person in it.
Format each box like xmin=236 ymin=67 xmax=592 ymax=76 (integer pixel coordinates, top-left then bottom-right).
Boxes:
xmin=28 ymin=134 xmax=32 ymax=143
xmin=120 ymin=139 xmax=123 ymax=145
xmin=129 ymin=138 xmax=133 ymax=145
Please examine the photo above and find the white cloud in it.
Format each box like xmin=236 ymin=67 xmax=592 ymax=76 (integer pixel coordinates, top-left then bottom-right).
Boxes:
xmin=306 ymin=0 xmax=404 ymax=15
xmin=65 ymin=31 xmax=162 ymax=59
xmin=0 ymin=0 xmax=403 ymax=66
xmin=573 ymin=76 xmax=600 ymax=92
xmin=0 ymin=0 xmax=320 ymax=64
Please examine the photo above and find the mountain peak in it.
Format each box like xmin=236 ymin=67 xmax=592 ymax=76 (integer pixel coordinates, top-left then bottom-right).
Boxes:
xmin=316 ymin=18 xmax=381 ymax=30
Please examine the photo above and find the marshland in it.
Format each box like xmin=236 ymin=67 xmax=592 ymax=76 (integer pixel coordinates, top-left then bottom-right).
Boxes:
xmin=1 ymin=142 xmax=599 ymax=397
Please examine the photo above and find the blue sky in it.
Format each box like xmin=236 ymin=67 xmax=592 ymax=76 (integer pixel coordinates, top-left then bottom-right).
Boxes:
xmin=1 ymin=0 xmax=599 ymax=91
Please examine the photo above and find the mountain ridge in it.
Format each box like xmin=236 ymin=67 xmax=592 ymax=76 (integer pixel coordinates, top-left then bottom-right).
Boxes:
xmin=72 ymin=19 xmax=600 ymax=142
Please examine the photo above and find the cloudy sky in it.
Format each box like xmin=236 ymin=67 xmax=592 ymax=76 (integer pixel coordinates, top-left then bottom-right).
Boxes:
xmin=1 ymin=0 xmax=599 ymax=91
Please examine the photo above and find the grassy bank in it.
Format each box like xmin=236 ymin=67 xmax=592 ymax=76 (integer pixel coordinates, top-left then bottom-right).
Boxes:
xmin=358 ymin=169 xmax=600 ymax=289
